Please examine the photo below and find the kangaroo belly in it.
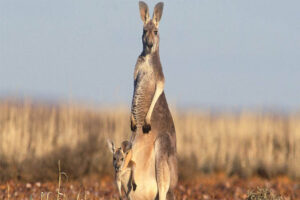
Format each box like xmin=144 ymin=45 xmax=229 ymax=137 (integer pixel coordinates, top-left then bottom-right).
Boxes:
xmin=129 ymin=135 xmax=157 ymax=200
xmin=132 ymin=71 xmax=155 ymax=128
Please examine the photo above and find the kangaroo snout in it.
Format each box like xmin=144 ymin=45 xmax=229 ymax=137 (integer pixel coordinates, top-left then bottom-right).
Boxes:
xmin=147 ymin=42 xmax=153 ymax=49
xmin=144 ymin=34 xmax=154 ymax=49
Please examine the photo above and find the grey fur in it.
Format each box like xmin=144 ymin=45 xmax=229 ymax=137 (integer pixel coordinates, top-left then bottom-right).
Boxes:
xmin=130 ymin=2 xmax=177 ymax=200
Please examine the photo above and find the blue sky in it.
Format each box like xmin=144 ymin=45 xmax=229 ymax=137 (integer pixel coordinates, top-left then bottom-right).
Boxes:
xmin=1 ymin=0 xmax=300 ymax=109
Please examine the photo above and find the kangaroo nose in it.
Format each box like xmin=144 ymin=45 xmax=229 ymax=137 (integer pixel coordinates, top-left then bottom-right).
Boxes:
xmin=148 ymin=43 xmax=153 ymax=48
xmin=146 ymin=38 xmax=153 ymax=48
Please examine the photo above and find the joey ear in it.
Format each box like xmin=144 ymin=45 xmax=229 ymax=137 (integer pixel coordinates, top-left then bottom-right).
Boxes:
xmin=107 ymin=139 xmax=115 ymax=153
xmin=121 ymin=141 xmax=132 ymax=153
xmin=152 ymin=2 xmax=164 ymax=26
xmin=139 ymin=1 xmax=150 ymax=24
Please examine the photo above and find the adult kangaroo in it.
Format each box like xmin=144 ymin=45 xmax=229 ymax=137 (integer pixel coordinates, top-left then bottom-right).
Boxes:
xmin=129 ymin=1 xmax=177 ymax=200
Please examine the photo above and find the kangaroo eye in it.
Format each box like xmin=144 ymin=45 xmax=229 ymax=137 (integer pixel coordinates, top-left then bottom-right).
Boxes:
xmin=154 ymin=31 xmax=158 ymax=35
xmin=113 ymin=157 xmax=116 ymax=161
xmin=121 ymin=158 xmax=124 ymax=161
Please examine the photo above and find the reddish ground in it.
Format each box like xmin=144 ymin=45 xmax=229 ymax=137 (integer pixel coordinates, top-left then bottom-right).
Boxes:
xmin=1 ymin=174 xmax=299 ymax=200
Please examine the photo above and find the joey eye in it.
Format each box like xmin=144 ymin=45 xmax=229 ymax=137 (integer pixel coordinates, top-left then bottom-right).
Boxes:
xmin=113 ymin=157 xmax=116 ymax=161
xmin=121 ymin=158 xmax=124 ymax=161
xmin=154 ymin=31 xmax=158 ymax=35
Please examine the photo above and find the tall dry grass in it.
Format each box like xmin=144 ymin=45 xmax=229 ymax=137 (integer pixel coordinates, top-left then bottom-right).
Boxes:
xmin=0 ymin=100 xmax=299 ymax=181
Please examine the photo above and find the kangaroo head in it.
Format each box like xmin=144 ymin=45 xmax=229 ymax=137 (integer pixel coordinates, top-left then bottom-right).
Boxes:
xmin=107 ymin=140 xmax=132 ymax=172
xmin=139 ymin=1 xmax=164 ymax=55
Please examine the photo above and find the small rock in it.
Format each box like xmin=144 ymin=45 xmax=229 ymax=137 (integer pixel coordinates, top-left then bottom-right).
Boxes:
xmin=178 ymin=184 xmax=185 ymax=192
xmin=26 ymin=183 xmax=32 ymax=189
xmin=225 ymin=181 xmax=231 ymax=188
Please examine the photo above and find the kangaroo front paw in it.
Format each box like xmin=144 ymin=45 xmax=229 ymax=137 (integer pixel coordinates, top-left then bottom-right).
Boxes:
xmin=131 ymin=120 xmax=137 ymax=132
xmin=142 ymin=123 xmax=151 ymax=133
xmin=132 ymin=182 xmax=137 ymax=191
xmin=131 ymin=115 xmax=137 ymax=132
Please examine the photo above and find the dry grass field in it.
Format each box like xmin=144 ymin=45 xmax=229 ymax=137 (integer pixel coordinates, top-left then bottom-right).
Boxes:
xmin=0 ymin=100 xmax=300 ymax=199
xmin=1 ymin=174 xmax=299 ymax=199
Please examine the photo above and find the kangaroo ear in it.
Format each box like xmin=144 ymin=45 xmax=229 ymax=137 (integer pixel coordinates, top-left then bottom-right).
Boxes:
xmin=139 ymin=1 xmax=150 ymax=24
xmin=121 ymin=141 xmax=132 ymax=153
xmin=153 ymin=2 xmax=164 ymax=26
xmin=107 ymin=139 xmax=115 ymax=153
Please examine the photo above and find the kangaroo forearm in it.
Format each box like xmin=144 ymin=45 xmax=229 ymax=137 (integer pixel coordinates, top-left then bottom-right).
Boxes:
xmin=129 ymin=161 xmax=136 ymax=181
xmin=145 ymin=80 xmax=164 ymax=123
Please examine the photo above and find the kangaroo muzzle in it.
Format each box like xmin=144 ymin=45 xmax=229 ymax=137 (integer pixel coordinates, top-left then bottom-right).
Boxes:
xmin=146 ymin=37 xmax=154 ymax=48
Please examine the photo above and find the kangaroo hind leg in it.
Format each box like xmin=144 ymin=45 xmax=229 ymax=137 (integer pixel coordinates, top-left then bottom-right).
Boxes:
xmin=155 ymin=134 xmax=172 ymax=200
xmin=166 ymin=189 xmax=175 ymax=200
xmin=166 ymin=155 xmax=177 ymax=200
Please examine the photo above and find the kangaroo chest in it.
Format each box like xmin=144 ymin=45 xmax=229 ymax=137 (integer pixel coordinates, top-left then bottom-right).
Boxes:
xmin=132 ymin=60 xmax=156 ymax=128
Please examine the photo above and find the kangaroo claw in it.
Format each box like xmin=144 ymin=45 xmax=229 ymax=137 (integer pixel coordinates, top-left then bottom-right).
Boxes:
xmin=131 ymin=120 xmax=137 ymax=132
xmin=132 ymin=183 xmax=137 ymax=191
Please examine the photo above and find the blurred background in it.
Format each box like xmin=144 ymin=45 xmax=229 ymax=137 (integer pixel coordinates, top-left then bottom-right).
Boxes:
xmin=1 ymin=0 xmax=300 ymax=109
xmin=0 ymin=0 xmax=300 ymax=183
